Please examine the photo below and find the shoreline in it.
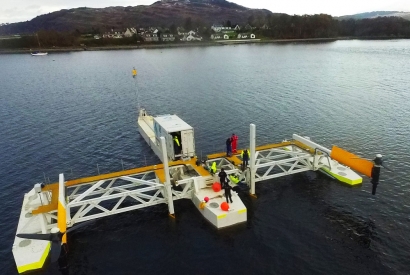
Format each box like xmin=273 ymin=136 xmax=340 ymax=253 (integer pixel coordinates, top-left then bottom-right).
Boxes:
xmin=0 ymin=37 xmax=408 ymax=54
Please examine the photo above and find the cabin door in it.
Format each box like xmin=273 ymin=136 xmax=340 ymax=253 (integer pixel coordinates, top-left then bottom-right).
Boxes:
xmin=181 ymin=130 xmax=194 ymax=157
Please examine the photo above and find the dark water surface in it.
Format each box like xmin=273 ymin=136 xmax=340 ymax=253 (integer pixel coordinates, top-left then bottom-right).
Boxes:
xmin=1 ymin=40 xmax=409 ymax=275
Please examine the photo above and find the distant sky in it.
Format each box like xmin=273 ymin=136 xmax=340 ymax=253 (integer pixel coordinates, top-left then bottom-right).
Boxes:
xmin=1 ymin=0 xmax=409 ymax=23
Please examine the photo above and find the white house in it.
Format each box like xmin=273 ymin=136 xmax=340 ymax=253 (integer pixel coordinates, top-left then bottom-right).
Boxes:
xmin=102 ymin=30 xmax=124 ymax=39
xmin=211 ymin=24 xmax=223 ymax=32
xmin=211 ymin=24 xmax=232 ymax=32
xmin=186 ymin=34 xmax=202 ymax=41
xmin=124 ymin=28 xmax=133 ymax=37
xmin=144 ymin=32 xmax=159 ymax=42
xmin=160 ymin=34 xmax=175 ymax=42
xmin=233 ymin=25 xmax=241 ymax=31
xmin=211 ymin=33 xmax=229 ymax=40
xmin=237 ymin=33 xmax=256 ymax=39
xmin=113 ymin=32 xmax=123 ymax=39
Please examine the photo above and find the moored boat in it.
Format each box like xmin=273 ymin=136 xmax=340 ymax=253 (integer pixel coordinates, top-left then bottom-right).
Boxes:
xmin=31 ymin=52 xmax=48 ymax=56
xmin=30 ymin=33 xmax=48 ymax=56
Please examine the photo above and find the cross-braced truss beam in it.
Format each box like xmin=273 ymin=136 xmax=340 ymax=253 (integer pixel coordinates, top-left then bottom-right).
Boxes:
xmin=66 ymin=170 xmax=193 ymax=226
xmin=253 ymin=145 xmax=328 ymax=182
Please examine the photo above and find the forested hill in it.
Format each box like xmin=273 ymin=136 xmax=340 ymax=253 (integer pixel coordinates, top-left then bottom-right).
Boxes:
xmin=1 ymin=0 xmax=410 ymax=40
xmin=337 ymin=11 xmax=410 ymax=20
xmin=0 ymin=0 xmax=276 ymax=35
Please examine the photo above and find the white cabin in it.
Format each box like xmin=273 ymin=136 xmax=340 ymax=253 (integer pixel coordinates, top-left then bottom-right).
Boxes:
xmin=138 ymin=109 xmax=195 ymax=161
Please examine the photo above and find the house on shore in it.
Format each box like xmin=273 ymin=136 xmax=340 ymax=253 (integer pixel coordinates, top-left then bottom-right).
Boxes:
xmin=143 ymin=32 xmax=159 ymax=42
xmin=124 ymin=28 xmax=133 ymax=38
xmin=101 ymin=27 xmax=137 ymax=39
xmin=211 ymin=24 xmax=232 ymax=32
xmin=160 ymin=33 xmax=175 ymax=42
xmin=211 ymin=33 xmax=229 ymax=40
xmin=102 ymin=30 xmax=123 ymax=39
xmin=181 ymin=34 xmax=202 ymax=41
xmin=237 ymin=33 xmax=256 ymax=39
xmin=180 ymin=30 xmax=202 ymax=41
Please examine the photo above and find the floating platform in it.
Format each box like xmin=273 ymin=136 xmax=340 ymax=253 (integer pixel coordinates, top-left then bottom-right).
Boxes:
xmin=12 ymin=110 xmax=376 ymax=274
xmin=193 ymin=186 xmax=247 ymax=228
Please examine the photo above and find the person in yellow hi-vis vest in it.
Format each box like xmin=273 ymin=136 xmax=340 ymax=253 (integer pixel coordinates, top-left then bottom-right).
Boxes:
xmin=210 ymin=162 xmax=217 ymax=176
xmin=132 ymin=67 xmax=137 ymax=78
xmin=229 ymin=174 xmax=240 ymax=184
xmin=173 ymin=135 xmax=181 ymax=154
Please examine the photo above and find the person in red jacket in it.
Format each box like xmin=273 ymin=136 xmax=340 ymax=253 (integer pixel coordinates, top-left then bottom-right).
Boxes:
xmin=231 ymin=133 xmax=238 ymax=153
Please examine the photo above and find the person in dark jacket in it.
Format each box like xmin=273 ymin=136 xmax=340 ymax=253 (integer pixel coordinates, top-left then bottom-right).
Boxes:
xmin=241 ymin=149 xmax=250 ymax=171
xmin=226 ymin=137 xmax=232 ymax=156
xmin=224 ymin=184 xmax=233 ymax=203
xmin=218 ymin=168 xmax=227 ymax=187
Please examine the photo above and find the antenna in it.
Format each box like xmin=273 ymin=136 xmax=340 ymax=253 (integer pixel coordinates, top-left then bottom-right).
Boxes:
xmin=36 ymin=33 xmax=41 ymax=48
xmin=132 ymin=67 xmax=140 ymax=111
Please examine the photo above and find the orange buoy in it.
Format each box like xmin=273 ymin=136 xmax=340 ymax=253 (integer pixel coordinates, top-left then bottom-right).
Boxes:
xmin=221 ymin=202 xmax=229 ymax=211
xmin=212 ymin=182 xmax=221 ymax=192
xmin=199 ymin=202 xmax=206 ymax=210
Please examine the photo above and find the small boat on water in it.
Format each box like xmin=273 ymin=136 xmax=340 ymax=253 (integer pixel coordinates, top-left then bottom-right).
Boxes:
xmin=30 ymin=33 xmax=48 ymax=56
xmin=31 ymin=52 xmax=48 ymax=56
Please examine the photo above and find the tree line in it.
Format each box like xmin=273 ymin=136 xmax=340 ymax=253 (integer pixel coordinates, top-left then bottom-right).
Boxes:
xmin=256 ymin=14 xmax=410 ymax=39
xmin=1 ymin=14 xmax=410 ymax=49
xmin=0 ymin=30 xmax=79 ymax=49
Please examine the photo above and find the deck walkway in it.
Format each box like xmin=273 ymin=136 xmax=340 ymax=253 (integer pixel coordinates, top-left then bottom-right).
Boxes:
xmin=38 ymin=140 xmax=310 ymax=189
